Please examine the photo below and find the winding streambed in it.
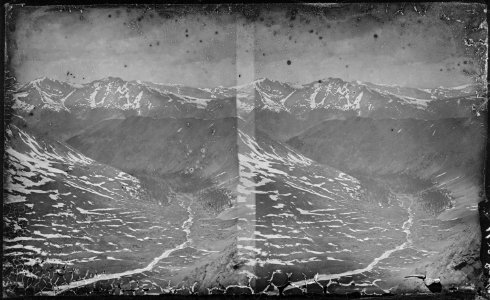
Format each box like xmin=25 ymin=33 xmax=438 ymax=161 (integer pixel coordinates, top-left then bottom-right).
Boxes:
xmin=289 ymin=194 xmax=415 ymax=290
xmin=37 ymin=196 xmax=195 ymax=296
xmin=37 ymin=194 xmax=416 ymax=295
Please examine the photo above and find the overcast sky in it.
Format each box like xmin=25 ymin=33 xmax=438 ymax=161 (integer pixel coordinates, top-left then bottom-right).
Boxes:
xmin=7 ymin=4 xmax=486 ymax=88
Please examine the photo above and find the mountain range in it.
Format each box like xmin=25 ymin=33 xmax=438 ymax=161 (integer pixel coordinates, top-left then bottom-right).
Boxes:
xmin=3 ymin=75 xmax=487 ymax=296
xmin=13 ymin=76 xmax=483 ymax=117
xmin=10 ymin=76 xmax=485 ymax=142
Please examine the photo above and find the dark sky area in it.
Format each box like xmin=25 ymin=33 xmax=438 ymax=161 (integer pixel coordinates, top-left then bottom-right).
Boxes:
xmin=7 ymin=3 xmax=487 ymax=88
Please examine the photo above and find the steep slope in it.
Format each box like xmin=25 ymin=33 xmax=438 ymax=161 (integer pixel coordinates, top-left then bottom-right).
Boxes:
xmin=3 ymin=122 xmax=169 ymax=294
xmin=3 ymin=120 xmax=245 ymax=296
xmin=251 ymin=78 xmax=483 ymax=139
xmin=67 ymin=116 xmax=239 ymax=197
xmin=208 ymin=124 xmax=448 ymax=295
xmin=287 ymin=117 xmax=485 ymax=189
xmin=287 ymin=117 xmax=485 ymax=224
xmin=63 ymin=113 xmax=428 ymax=294
xmin=15 ymin=77 xmax=237 ymax=117
xmin=287 ymin=116 xmax=486 ymax=292
xmin=13 ymin=77 xmax=237 ymax=140
xmin=6 ymin=75 xmax=487 ymax=295
xmin=12 ymin=77 xmax=485 ymax=143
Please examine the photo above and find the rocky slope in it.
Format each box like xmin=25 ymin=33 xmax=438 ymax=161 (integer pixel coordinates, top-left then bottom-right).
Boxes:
xmin=12 ymin=76 xmax=485 ymax=141
xmin=4 ymin=75 xmax=487 ymax=296
xmin=287 ymin=116 xmax=486 ymax=293
xmin=2 ymin=118 xmax=244 ymax=296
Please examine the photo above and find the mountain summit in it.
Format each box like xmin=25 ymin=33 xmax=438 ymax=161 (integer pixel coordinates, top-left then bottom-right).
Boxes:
xmin=12 ymin=76 xmax=483 ymax=121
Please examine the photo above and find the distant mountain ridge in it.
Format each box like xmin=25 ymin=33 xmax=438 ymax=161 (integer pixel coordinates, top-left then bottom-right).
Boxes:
xmin=12 ymin=76 xmax=484 ymax=119
xmin=4 ymin=74 xmax=486 ymax=295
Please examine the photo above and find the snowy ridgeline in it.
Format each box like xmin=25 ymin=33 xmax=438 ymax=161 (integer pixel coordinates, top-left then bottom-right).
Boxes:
xmin=12 ymin=77 xmax=483 ymax=116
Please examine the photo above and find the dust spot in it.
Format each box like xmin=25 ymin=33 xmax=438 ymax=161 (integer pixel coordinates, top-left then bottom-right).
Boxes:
xmin=287 ymin=9 xmax=297 ymax=21
xmin=287 ymin=60 xmax=291 ymax=65
xmin=374 ymin=34 xmax=378 ymax=39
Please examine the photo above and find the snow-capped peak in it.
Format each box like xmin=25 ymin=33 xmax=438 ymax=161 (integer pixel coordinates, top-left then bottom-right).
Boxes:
xmin=12 ymin=76 xmax=483 ymax=118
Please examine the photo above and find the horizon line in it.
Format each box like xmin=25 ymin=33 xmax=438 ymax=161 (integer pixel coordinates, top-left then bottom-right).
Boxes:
xmin=17 ymin=75 xmax=480 ymax=91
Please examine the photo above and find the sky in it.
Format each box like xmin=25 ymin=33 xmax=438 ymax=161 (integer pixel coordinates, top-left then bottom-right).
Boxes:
xmin=6 ymin=3 xmax=487 ymax=89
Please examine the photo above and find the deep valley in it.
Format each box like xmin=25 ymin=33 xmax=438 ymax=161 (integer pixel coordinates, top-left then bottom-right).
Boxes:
xmin=3 ymin=76 xmax=487 ymax=296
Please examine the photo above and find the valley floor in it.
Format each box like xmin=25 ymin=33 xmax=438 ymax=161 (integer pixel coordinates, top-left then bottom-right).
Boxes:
xmin=3 ymin=118 xmax=483 ymax=296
